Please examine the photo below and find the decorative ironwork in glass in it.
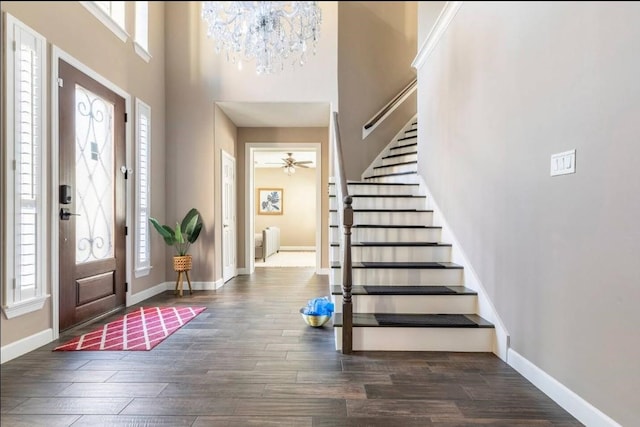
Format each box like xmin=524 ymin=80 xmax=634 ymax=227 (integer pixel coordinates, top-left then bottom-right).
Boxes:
xmin=75 ymin=85 xmax=114 ymax=264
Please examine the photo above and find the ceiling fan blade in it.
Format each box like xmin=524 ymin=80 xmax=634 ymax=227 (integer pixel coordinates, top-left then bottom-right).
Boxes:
xmin=296 ymin=164 xmax=310 ymax=168
xmin=294 ymin=161 xmax=313 ymax=165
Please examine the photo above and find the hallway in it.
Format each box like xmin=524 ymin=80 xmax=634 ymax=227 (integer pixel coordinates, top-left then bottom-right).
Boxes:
xmin=0 ymin=268 xmax=581 ymax=425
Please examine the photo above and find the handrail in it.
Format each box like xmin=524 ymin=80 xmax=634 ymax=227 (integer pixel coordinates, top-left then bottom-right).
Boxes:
xmin=332 ymin=111 xmax=353 ymax=354
xmin=362 ymin=77 xmax=417 ymax=139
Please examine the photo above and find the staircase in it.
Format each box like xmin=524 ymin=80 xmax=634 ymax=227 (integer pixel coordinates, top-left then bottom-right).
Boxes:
xmin=329 ymin=120 xmax=495 ymax=352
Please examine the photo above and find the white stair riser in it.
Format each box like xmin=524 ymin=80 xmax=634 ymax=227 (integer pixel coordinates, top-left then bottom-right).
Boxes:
xmin=330 ymin=210 xmax=432 ymax=226
xmin=381 ymin=153 xmax=417 ymax=166
xmin=334 ymin=327 xmax=493 ymax=352
xmin=333 ymin=294 xmax=477 ymax=314
xmin=389 ymin=144 xmax=417 ymax=155
xmin=330 ymin=227 xmax=442 ymax=242
xmin=330 ymin=246 xmax=452 ymax=262
xmin=371 ymin=163 xmax=417 ymax=176
xmin=330 ymin=197 xmax=425 ymax=211
xmin=329 ymin=184 xmax=420 ymax=196
xmin=364 ymin=174 xmax=419 ymax=184
xmin=331 ymin=268 xmax=464 ymax=285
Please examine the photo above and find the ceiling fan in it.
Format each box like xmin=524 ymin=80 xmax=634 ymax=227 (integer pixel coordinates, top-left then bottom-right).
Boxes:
xmin=269 ymin=153 xmax=312 ymax=175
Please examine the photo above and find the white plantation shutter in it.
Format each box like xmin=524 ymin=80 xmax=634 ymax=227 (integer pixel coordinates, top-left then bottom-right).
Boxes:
xmin=3 ymin=14 xmax=48 ymax=317
xmin=135 ymin=99 xmax=151 ymax=276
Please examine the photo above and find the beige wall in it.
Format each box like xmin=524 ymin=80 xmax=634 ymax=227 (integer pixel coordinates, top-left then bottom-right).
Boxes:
xmin=237 ymin=128 xmax=329 ymax=270
xmin=417 ymin=1 xmax=446 ymax=48
xmin=255 ymin=167 xmax=316 ymax=247
xmin=1 ymin=2 xmax=166 ymax=347
xmin=338 ymin=1 xmax=418 ymax=180
xmin=416 ymin=2 xmax=640 ymax=425
xmin=164 ymin=2 xmax=337 ymax=282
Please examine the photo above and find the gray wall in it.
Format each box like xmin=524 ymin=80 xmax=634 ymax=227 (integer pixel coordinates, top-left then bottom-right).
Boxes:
xmin=416 ymin=2 xmax=640 ymax=425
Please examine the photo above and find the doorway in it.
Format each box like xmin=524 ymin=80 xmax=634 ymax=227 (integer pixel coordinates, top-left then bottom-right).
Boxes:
xmin=246 ymin=143 xmax=322 ymax=274
xmin=57 ymin=59 xmax=127 ymax=331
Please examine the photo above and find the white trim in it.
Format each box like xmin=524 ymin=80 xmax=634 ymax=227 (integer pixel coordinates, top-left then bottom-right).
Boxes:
xmin=127 ymin=280 xmax=167 ymax=306
xmin=1 ymin=328 xmax=53 ymax=364
xmin=417 ymin=175 xmax=510 ymax=361
xmin=134 ymin=266 xmax=152 ymax=278
xmin=51 ymin=47 xmax=133 ymax=339
xmin=237 ymin=268 xmax=250 ymax=275
xmin=3 ymin=295 xmax=49 ymax=319
xmin=134 ymin=42 xmax=152 ymax=63
xmin=80 ymin=1 xmax=129 ymax=42
xmin=245 ymin=143 xmax=323 ymax=276
xmin=507 ymin=349 xmax=622 ymax=427
xmin=221 ymin=149 xmax=237 ymax=283
xmin=317 ymin=268 xmax=330 ymax=275
xmin=134 ymin=98 xmax=151 ymax=276
xmin=280 ymin=246 xmax=315 ymax=251
xmin=412 ymin=1 xmax=463 ymax=71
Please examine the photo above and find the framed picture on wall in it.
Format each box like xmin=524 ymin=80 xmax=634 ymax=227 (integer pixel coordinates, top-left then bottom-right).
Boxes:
xmin=257 ymin=188 xmax=283 ymax=215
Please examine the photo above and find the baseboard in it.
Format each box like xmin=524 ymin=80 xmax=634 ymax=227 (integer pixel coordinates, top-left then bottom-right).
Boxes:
xmin=317 ymin=268 xmax=330 ymax=275
xmin=128 ymin=281 xmax=169 ymax=306
xmin=280 ymin=246 xmax=315 ymax=251
xmin=1 ymin=328 xmax=53 ymax=364
xmin=507 ymin=349 xmax=621 ymax=427
xmin=417 ymin=176 xmax=510 ymax=361
xmin=185 ymin=280 xmax=224 ymax=291
xmin=237 ymin=268 xmax=250 ymax=275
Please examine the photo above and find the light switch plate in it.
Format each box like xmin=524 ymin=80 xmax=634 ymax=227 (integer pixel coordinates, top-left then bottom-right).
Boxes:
xmin=550 ymin=149 xmax=576 ymax=176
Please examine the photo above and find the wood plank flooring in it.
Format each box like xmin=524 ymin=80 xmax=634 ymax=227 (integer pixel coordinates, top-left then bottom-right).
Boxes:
xmin=1 ymin=268 xmax=583 ymax=426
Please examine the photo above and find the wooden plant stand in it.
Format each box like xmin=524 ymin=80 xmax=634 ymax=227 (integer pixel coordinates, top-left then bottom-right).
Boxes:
xmin=173 ymin=255 xmax=193 ymax=297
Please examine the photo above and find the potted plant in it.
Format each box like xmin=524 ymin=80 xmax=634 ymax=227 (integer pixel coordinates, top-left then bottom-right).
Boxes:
xmin=149 ymin=208 xmax=203 ymax=296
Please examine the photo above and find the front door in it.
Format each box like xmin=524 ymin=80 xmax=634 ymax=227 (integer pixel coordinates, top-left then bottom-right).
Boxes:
xmin=222 ymin=150 xmax=236 ymax=282
xmin=58 ymin=59 xmax=126 ymax=331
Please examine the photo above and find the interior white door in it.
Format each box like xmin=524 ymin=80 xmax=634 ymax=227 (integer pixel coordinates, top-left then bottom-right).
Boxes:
xmin=222 ymin=150 xmax=236 ymax=282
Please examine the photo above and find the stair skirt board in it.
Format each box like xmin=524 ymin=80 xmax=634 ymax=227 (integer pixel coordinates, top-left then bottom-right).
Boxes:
xmin=333 ymin=327 xmax=494 ymax=352
xmin=330 ymin=226 xmax=442 ymax=243
xmin=329 ymin=210 xmax=433 ymax=226
xmin=330 ymin=267 xmax=464 ymax=285
xmin=329 ymin=245 xmax=452 ymax=262
xmin=332 ymin=294 xmax=477 ymax=314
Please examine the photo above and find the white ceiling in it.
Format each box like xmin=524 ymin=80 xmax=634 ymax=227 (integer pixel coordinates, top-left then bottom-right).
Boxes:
xmin=217 ymin=102 xmax=331 ymax=127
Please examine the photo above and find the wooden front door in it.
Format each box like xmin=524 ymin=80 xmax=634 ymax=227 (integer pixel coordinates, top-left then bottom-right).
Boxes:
xmin=58 ymin=59 xmax=126 ymax=331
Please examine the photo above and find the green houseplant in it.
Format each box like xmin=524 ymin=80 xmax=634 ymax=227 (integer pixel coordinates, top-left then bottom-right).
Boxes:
xmin=149 ymin=208 xmax=203 ymax=296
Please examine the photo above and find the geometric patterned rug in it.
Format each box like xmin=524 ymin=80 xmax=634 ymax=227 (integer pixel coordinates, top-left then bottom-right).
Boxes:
xmin=53 ymin=306 xmax=206 ymax=351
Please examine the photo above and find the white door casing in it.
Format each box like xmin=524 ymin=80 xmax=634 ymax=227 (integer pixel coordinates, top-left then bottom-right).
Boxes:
xmin=222 ymin=150 xmax=236 ymax=282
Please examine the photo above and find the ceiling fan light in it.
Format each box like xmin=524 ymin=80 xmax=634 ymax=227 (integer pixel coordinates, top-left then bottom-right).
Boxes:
xmin=284 ymin=165 xmax=296 ymax=175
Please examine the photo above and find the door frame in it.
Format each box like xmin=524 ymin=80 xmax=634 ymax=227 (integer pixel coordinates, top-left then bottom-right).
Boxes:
xmin=244 ymin=142 xmax=322 ymax=275
xmin=51 ymin=47 xmax=133 ymax=340
xmin=221 ymin=149 xmax=236 ymax=282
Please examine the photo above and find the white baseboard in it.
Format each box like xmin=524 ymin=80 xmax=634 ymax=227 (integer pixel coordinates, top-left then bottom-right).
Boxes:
xmin=507 ymin=349 xmax=621 ymax=427
xmin=184 ymin=280 xmax=224 ymax=291
xmin=128 ymin=281 xmax=169 ymax=306
xmin=1 ymin=328 xmax=53 ymax=364
xmin=280 ymin=246 xmax=315 ymax=251
xmin=317 ymin=268 xmax=330 ymax=275
xmin=237 ymin=268 xmax=250 ymax=275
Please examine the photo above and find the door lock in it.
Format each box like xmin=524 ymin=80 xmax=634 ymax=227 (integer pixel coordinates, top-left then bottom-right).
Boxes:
xmin=59 ymin=208 xmax=80 ymax=221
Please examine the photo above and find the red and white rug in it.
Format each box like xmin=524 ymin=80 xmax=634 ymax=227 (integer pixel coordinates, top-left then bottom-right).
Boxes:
xmin=54 ymin=306 xmax=206 ymax=351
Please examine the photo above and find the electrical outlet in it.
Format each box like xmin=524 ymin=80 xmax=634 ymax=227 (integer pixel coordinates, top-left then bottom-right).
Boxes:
xmin=550 ymin=149 xmax=576 ymax=176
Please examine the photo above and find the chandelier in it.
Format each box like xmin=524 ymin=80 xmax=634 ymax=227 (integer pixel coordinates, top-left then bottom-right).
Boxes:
xmin=201 ymin=2 xmax=322 ymax=75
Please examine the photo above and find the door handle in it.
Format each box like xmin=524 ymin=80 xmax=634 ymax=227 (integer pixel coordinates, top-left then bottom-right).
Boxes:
xmin=59 ymin=208 xmax=81 ymax=221
xmin=223 ymin=224 xmax=229 ymax=228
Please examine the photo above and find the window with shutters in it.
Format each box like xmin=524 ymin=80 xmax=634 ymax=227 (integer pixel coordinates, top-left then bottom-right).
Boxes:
xmin=135 ymin=99 xmax=152 ymax=277
xmin=80 ymin=1 xmax=128 ymax=42
xmin=134 ymin=1 xmax=151 ymax=62
xmin=3 ymin=14 xmax=49 ymax=318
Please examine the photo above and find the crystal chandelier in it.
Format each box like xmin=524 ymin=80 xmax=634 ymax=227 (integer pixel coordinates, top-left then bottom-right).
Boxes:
xmin=201 ymin=1 xmax=322 ymax=75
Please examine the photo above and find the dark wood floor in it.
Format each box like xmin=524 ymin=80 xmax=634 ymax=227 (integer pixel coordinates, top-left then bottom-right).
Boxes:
xmin=1 ymin=268 xmax=582 ymax=426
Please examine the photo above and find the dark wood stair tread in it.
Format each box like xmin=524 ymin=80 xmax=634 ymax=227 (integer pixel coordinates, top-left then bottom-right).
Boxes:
xmin=330 ymin=242 xmax=451 ymax=247
xmin=329 ymin=224 xmax=441 ymax=229
xmin=330 ymin=209 xmax=433 ymax=213
xmin=333 ymin=313 xmax=494 ymax=328
xmin=329 ymin=194 xmax=424 ymax=198
xmin=374 ymin=161 xmax=417 ymax=169
xmin=382 ymin=152 xmax=417 ymax=160
xmin=364 ymin=171 xmax=417 ymax=179
xmin=330 ymin=182 xmax=419 ymax=186
xmin=330 ymin=285 xmax=477 ymax=296
xmin=330 ymin=261 xmax=463 ymax=269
